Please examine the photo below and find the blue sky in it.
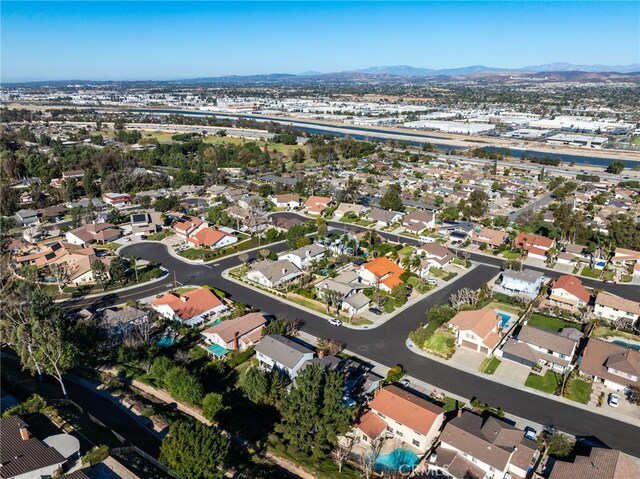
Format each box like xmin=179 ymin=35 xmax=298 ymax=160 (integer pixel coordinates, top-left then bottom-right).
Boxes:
xmin=2 ymin=1 xmax=638 ymax=81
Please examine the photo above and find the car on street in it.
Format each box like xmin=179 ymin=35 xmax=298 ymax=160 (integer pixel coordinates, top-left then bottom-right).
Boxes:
xmin=399 ymin=379 xmax=410 ymax=388
xmin=608 ymin=393 xmax=620 ymax=408
xmin=328 ymin=318 xmax=342 ymax=326
xmin=368 ymin=307 xmax=382 ymax=316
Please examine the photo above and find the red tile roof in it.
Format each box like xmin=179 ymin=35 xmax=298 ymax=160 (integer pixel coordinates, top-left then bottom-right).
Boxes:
xmin=369 ymin=385 xmax=444 ymax=436
xmin=151 ymin=288 xmax=224 ymax=321
xmin=551 ymin=275 xmax=590 ymax=304
xmin=363 ymin=257 xmax=404 ymax=279
xmin=188 ymin=228 xmax=230 ymax=247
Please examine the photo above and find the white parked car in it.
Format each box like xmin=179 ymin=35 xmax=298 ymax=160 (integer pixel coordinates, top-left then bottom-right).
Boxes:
xmin=328 ymin=318 xmax=342 ymax=326
xmin=399 ymin=379 xmax=410 ymax=388
xmin=426 ymin=276 xmax=438 ymax=285
xmin=608 ymin=393 xmax=620 ymax=408
xmin=419 ymin=236 xmax=436 ymax=243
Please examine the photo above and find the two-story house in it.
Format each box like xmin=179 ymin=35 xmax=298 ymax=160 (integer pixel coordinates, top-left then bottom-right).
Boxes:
xmin=353 ymin=385 xmax=445 ymax=453
xmin=470 ymin=227 xmax=508 ymax=248
xmin=448 ymin=309 xmax=502 ymax=356
xmin=594 ymin=292 xmax=640 ymax=328
xmin=427 ymin=411 xmax=539 ymax=479
xmin=273 ymin=194 xmax=301 ymax=210
xmin=402 ymin=210 xmax=435 ymax=234
xmin=173 ymin=215 xmax=205 ymax=239
xmin=514 ymin=233 xmax=556 ymax=261
xmin=416 ymin=242 xmax=455 ymax=273
xmin=549 ymin=275 xmax=591 ymax=309
xmin=579 ymin=338 xmax=640 ymax=392
xmin=494 ymin=269 xmax=545 ymax=299
xmin=254 ymin=334 xmax=315 ymax=379
xmin=278 ymin=243 xmax=325 ymax=270
xmin=246 ymin=259 xmax=303 ymax=289
xmin=201 ymin=312 xmax=266 ymax=355
xmin=500 ymin=325 xmax=580 ymax=373
xmin=359 ymin=257 xmax=405 ymax=293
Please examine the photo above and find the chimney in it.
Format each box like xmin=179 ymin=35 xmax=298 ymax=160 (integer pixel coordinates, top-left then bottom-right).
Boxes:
xmin=19 ymin=425 xmax=29 ymax=441
xmin=180 ymin=295 xmax=188 ymax=302
xmin=282 ymin=268 xmax=287 ymax=275
xmin=317 ymin=349 xmax=325 ymax=358
xmin=457 ymin=408 xmax=463 ymax=418
xmin=233 ymin=331 xmax=239 ymax=351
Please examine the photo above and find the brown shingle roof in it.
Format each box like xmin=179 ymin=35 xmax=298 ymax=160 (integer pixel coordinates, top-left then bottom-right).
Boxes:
xmin=579 ymin=338 xmax=640 ymax=387
xmin=549 ymin=448 xmax=640 ymax=479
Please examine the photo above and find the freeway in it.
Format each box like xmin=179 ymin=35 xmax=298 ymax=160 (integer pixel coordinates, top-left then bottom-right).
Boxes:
xmin=62 ymin=234 xmax=640 ymax=456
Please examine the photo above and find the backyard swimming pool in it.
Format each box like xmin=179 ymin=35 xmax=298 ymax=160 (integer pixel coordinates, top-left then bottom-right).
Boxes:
xmin=612 ymin=340 xmax=640 ymax=352
xmin=498 ymin=312 xmax=512 ymax=329
xmin=157 ymin=336 xmax=176 ymax=347
xmin=374 ymin=448 xmax=419 ymax=471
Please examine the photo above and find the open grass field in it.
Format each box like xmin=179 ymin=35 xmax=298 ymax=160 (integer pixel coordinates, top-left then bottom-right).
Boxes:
xmin=525 ymin=370 xmax=561 ymax=394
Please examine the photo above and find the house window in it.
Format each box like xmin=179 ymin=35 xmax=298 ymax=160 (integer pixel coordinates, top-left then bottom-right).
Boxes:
xmin=412 ymin=439 xmax=420 ymax=447
xmin=396 ymin=430 xmax=404 ymax=437
xmin=387 ymin=426 xmax=393 ymax=432
xmin=362 ymin=435 xmax=368 ymax=442
xmin=471 ymin=457 xmax=477 ymax=464
xmin=489 ymin=466 xmax=495 ymax=472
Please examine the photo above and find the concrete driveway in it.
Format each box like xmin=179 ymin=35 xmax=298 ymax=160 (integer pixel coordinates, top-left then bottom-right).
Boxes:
xmin=493 ymin=359 xmax=532 ymax=386
xmin=450 ymin=347 xmax=486 ymax=371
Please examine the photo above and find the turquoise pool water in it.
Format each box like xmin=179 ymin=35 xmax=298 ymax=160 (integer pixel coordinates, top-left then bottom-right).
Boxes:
xmin=612 ymin=340 xmax=640 ymax=352
xmin=157 ymin=336 xmax=176 ymax=347
xmin=374 ymin=448 xmax=419 ymax=471
xmin=498 ymin=312 xmax=511 ymax=328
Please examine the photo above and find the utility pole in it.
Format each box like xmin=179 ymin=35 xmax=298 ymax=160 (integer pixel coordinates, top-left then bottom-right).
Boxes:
xmin=173 ymin=270 xmax=177 ymax=289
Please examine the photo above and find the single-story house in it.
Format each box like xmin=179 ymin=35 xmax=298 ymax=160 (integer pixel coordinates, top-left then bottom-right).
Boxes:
xmin=187 ymin=227 xmax=238 ymax=249
xmin=438 ymin=221 xmax=474 ymax=241
xmin=366 ymin=207 xmax=403 ymax=227
xmin=273 ymin=194 xmax=301 ymax=210
xmin=333 ymin=202 xmax=365 ymax=219
xmin=470 ymin=227 xmax=508 ymax=248
xmin=304 ymin=196 xmax=332 ymax=216
xmin=65 ymin=223 xmax=121 ymax=247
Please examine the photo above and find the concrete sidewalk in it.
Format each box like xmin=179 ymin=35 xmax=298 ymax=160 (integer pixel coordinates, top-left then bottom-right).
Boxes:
xmin=405 ymin=338 xmax=640 ymax=427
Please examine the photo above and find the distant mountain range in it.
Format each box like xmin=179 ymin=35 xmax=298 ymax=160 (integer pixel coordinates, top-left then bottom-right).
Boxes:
xmin=354 ymin=63 xmax=640 ymax=76
xmin=5 ymin=63 xmax=640 ymax=86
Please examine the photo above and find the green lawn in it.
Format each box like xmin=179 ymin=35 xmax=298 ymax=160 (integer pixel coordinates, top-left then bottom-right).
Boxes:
xmin=480 ymin=357 xmax=502 ymax=375
xmin=483 ymin=301 xmax=523 ymax=315
xmin=179 ymin=247 xmax=218 ymax=261
xmin=440 ymin=396 xmax=465 ymax=412
xmin=502 ymin=250 xmax=521 ymax=260
xmin=94 ymin=242 xmax=121 ymax=251
xmin=398 ymin=246 xmax=414 ymax=256
xmin=383 ymin=296 xmax=396 ymax=314
xmin=424 ymin=330 xmax=456 ymax=358
xmin=580 ymin=266 xmax=600 ymax=278
xmin=564 ymin=377 xmax=592 ymax=404
xmin=349 ymin=316 xmax=373 ymax=326
xmin=525 ymin=371 xmax=561 ymax=394
xmin=146 ymin=229 xmax=175 ymax=241
xmin=528 ymin=314 xmax=582 ymax=332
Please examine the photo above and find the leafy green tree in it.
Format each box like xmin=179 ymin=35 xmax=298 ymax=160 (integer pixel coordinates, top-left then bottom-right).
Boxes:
xmin=109 ymin=257 xmax=128 ymax=285
xmin=202 ymin=392 xmax=225 ymax=422
xmin=275 ymin=364 xmax=352 ymax=459
xmin=390 ymin=283 xmax=409 ymax=305
xmin=546 ymin=432 xmax=575 ymax=458
xmin=606 ymin=161 xmax=625 ymax=174
xmin=242 ymin=367 xmax=270 ymax=403
xmin=164 ymin=366 xmax=203 ymax=405
xmin=154 ymin=195 xmax=179 ymax=213
xmin=83 ymin=168 xmax=100 ymax=198
xmin=91 ymin=260 xmax=109 ymax=290
xmin=380 ymin=184 xmax=404 ymax=211
xmin=160 ymin=420 xmax=229 ymax=479
xmin=462 ymin=190 xmax=489 ymax=220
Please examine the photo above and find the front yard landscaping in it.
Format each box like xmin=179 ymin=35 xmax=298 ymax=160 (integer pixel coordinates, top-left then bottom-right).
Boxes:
xmin=146 ymin=229 xmax=175 ymax=241
xmin=430 ymin=267 xmax=458 ymax=281
xmin=564 ymin=377 xmax=592 ymax=404
xmin=592 ymin=326 xmax=639 ymax=341
xmin=528 ymin=314 xmax=582 ymax=332
xmin=525 ymin=370 xmax=561 ymax=394
xmin=580 ymin=266 xmax=600 ymax=278
xmin=501 ymin=250 xmax=521 ymax=260
xmin=480 ymin=357 xmax=501 ymax=375
xmin=423 ymin=330 xmax=456 ymax=359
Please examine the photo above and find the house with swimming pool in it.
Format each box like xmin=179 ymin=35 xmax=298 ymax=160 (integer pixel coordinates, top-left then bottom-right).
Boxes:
xmin=448 ymin=309 xmax=503 ymax=356
xmin=352 ymin=384 xmax=445 ymax=454
xmin=578 ymin=338 xmax=640 ymax=392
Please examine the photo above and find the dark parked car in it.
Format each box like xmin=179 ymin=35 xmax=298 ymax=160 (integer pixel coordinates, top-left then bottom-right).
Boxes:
xmin=368 ymin=307 xmax=382 ymax=316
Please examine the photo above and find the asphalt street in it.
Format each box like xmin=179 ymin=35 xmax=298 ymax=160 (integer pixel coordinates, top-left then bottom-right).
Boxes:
xmin=62 ymin=232 xmax=640 ymax=456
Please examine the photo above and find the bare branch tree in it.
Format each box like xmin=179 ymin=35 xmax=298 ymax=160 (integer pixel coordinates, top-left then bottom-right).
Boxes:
xmin=449 ymin=288 xmax=480 ymax=310
xmin=332 ymin=436 xmax=354 ymax=473
xmin=238 ymin=253 xmax=250 ymax=265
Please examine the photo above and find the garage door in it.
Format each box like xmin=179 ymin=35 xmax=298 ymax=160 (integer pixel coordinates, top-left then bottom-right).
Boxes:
xmin=480 ymin=346 xmax=489 ymax=354
xmin=503 ymin=352 xmax=536 ymax=368
xmin=461 ymin=340 xmax=477 ymax=351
